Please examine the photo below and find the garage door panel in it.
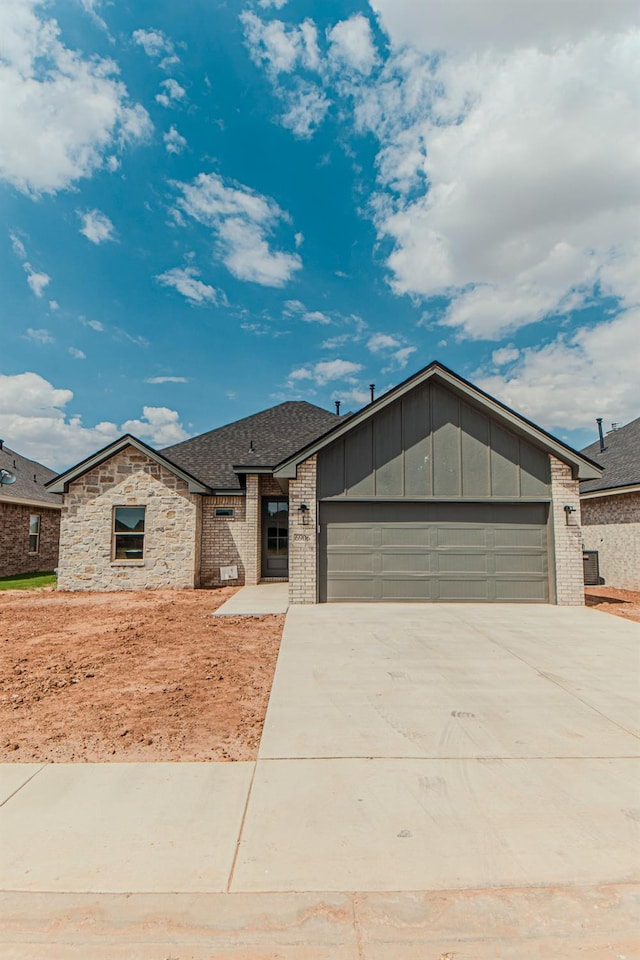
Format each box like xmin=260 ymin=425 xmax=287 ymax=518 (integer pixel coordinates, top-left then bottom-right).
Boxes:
xmin=320 ymin=502 xmax=550 ymax=603
xmin=436 ymin=526 xmax=488 ymax=547
xmin=381 ymin=553 xmax=431 ymax=574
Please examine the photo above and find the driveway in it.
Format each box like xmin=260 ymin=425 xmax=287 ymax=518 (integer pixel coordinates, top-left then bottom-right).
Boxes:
xmin=231 ymin=603 xmax=640 ymax=891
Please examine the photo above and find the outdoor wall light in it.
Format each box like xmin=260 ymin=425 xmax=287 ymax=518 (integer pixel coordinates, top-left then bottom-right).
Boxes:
xmin=564 ymin=504 xmax=577 ymax=525
xmin=298 ymin=503 xmax=309 ymax=525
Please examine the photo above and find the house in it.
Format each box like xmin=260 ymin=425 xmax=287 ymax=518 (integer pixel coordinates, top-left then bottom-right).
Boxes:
xmin=580 ymin=416 xmax=640 ymax=590
xmin=0 ymin=441 xmax=62 ymax=578
xmin=47 ymin=361 xmax=601 ymax=604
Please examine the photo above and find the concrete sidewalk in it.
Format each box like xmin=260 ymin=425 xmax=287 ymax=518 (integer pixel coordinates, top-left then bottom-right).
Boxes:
xmin=212 ymin=581 xmax=289 ymax=616
xmin=1 ymin=603 xmax=639 ymax=956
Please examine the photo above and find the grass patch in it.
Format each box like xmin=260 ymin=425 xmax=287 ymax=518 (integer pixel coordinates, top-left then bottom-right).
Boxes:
xmin=0 ymin=571 xmax=57 ymax=590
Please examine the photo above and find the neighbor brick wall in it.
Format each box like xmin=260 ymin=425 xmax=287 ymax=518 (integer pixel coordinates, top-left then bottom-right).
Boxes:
xmin=57 ymin=447 xmax=201 ymax=591
xmin=581 ymin=491 xmax=640 ymax=590
xmin=288 ymin=456 xmax=317 ymax=604
xmin=550 ymin=456 xmax=584 ymax=605
xmin=0 ymin=502 xmax=60 ymax=578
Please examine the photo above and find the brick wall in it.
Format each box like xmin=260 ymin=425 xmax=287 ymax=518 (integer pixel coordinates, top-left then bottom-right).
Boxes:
xmin=200 ymin=495 xmax=250 ymax=587
xmin=550 ymin=456 xmax=584 ymax=605
xmin=288 ymin=456 xmax=317 ymax=604
xmin=581 ymin=491 xmax=640 ymax=590
xmin=57 ymin=447 xmax=200 ymax=591
xmin=0 ymin=502 xmax=60 ymax=578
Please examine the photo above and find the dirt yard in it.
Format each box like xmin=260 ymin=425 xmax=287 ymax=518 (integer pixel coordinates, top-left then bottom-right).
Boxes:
xmin=0 ymin=587 xmax=284 ymax=763
xmin=585 ymin=586 xmax=640 ymax=624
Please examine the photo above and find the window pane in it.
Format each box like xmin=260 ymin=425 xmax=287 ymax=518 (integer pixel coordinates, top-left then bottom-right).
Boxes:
xmin=114 ymin=534 xmax=145 ymax=559
xmin=114 ymin=507 xmax=145 ymax=533
xmin=29 ymin=535 xmax=39 ymax=553
xmin=29 ymin=515 xmax=40 ymax=536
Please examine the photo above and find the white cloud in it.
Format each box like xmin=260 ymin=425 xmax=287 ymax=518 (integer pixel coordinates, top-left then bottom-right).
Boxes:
xmin=303 ymin=310 xmax=331 ymax=325
xmin=144 ymin=376 xmax=189 ymax=384
xmin=78 ymin=209 xmax=115 ymax=245
xmin=120 ymin=406 xmax=189 ymax=446
xmin=68 ymin=347 xmax=86 ymax=359
xmin=79 ymin=0 xmax=109 ymax=33
xmin=333 ymin=386 xmax=371 ymax=407
xmin=477 ymin=309 xmax=640 ymax=433
xmin=280 ymin=80 xmax=330 ymax=138
xmin=288 ymin=358 xmax=363 ymax=386
xmin=294 ymin=231 xmax=304 ymax=248
xmin=258 ymin=0 xmax=289 ymax=8
xmin=174 ymin=172 xmax=302 ymax=286
xmin=10 ymin=232 xmax=51 ymax=297
xmin=156 ymin=78 xmax=186 ymax=107
xmin=48 ymin=300 xmax=59 ymax=311
xmin=155 ymin=266 xmax=224 ymax=306
xmin=83 ymin=318 xmax=104 ymax=332
xmin=367 ymin=332 xmax=401 ymax=352
xmin=26 ymin=268 xmax=50 ymax=297
xmin=25 ymin=328 xmax=53 ymax=344
xmin=0 ymin=0 xmax=152 ymax=195
xmin=327 ymin=15 xmax=377 ymax=75
xmin=132 ymin=28 xmax=174 ymax=59
xmin=164 ymin=125 xmax=187 ymax=154
xmin=369 ymin=0 xmax=639 ymax=55
xmin=241 ymin=12 xmax=320 ymax=77
xmin=0 ymin=372 xmax=188 ymax=469
xmin=492 ymin=345 xmax=520 ymax=366
xmin=388 ymin=345 xmax=417 ymax=369
xmin=353 ymin=19 xmax=640 ymax=341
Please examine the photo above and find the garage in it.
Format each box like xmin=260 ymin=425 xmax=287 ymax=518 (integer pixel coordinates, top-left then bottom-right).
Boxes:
xmin=319 ymin=501 xmax=550 ymax=602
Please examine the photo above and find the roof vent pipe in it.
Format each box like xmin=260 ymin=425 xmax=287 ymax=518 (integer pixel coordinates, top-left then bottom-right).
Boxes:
xmin=369 ymin=384 xmax=375 ymax=403
xmin=596 ymin=418 xmax=605 ymax=453
xmin=0 ymin=439 xmax=3 ymax=451
xmin=334 ymin=401 xmax=341 ymax=415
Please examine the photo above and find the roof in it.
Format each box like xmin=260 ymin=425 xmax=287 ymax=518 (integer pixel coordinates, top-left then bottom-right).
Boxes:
xmin=162 ymin=401 xmax=341 ymax=490
xmin=274 ymin=361 xmax=603 ymax=482
xmin=580 ymin=416 xmax=640 ymax=495
xmin=46 ymin=435 xmax=209 ymax=495
xmin=0 ymin=443 xmax=62 ymax=508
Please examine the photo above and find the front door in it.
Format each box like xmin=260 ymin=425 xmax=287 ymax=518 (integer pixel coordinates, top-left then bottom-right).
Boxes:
xmin=261 ymin=498 xmax=289 ymax=578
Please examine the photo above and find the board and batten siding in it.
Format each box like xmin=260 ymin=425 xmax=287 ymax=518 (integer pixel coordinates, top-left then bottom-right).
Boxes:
xmin=317 ymin=382 xmax=550 ymax=500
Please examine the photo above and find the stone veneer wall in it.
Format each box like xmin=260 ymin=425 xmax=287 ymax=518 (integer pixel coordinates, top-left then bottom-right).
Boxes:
xmin=581 ymin=491 xmax=640 ymax=590
xmin=57 ymin=447 xmax=201 ymax=591
xmin=0 ymin=502 xmax=60 ymax=577
xmin=550 ymin=456 xmax=584 ymax=605
xmin=288 ymin=456 xmax=317 ymax=604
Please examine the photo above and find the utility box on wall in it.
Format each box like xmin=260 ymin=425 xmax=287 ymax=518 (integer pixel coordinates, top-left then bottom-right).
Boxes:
xmin=583 ymin=550 xmax=601 ymax=586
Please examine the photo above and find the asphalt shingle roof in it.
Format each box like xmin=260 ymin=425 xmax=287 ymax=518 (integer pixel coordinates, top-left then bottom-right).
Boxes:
xmin=580 ymin=416 xmax=640 ymax=494
xmin=161 ymin=400 xmax=342 ymax=490
xmin=0 ymin=444 xmax=62 ymax=507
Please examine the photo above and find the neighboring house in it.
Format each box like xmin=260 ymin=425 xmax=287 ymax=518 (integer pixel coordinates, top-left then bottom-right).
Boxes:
xmin=0 ymin=441 xmax=62 ymax=578
xmin=48 ymin=362 xmax=601 ymax=604
xmin=580 ymin=416 xmax=640 ymax=590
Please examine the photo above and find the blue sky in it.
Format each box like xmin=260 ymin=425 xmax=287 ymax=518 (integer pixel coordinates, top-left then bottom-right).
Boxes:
xmin=1 ymin=0 xmax=639 ymax=469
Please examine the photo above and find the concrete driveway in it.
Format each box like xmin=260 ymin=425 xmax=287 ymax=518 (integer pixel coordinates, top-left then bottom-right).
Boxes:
xmin=231 ymin=603 xmax=640 ymax=892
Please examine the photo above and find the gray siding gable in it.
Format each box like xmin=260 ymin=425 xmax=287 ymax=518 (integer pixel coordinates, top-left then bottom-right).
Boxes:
xmin=318 ymin=381 xmax=550 ymax=500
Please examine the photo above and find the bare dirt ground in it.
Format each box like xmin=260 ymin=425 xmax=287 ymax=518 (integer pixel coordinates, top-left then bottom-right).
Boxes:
xmin=585 ymin=586 xmax=640 ymax=624
xmin=0 ymin=588 xmax=284 ymax=763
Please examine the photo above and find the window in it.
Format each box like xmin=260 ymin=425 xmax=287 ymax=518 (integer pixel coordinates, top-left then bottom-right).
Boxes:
xmin=215 ymin=507 xmax=234 ymax=518
xmin=29 ymin=515 xmax=40 ymax=553
xmin=113 ymin=506 xmax=145 ymax=560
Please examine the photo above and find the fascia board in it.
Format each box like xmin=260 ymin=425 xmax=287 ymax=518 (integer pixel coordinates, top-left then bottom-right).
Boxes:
xmin=0 ymin=494 xmax=62 ymax=509
xmin=580 ymin=483 xmax=640 ymax=500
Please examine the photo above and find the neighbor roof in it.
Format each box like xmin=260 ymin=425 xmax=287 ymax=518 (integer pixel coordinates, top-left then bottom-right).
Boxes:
xmin=580 ymin=416 xmax=640 ymax=494
xmin=162 ymin=401 xmax=341 ymax=490
xmin=274 ymin=361 xmax=602 ymax=482
xmin=0 ymin=444 xmax=62 ymax=508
